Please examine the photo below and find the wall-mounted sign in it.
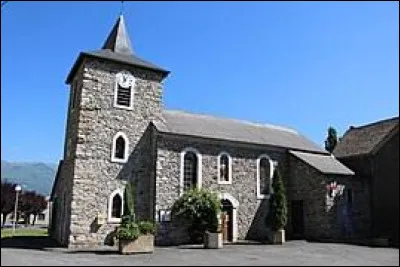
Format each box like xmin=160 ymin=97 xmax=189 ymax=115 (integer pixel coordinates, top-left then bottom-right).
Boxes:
xmin=159 ymin=209 xmax=171 ymax=222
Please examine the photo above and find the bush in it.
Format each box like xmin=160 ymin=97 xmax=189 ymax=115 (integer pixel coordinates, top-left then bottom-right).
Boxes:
xmin=117 ymin=222 xmax=140 ymax=240
xmin=138 ymin=221 xmax=155 ymax=235
xmin=172 ymin=188 xmax=221 ymax=237
xmin=266 ymin=169 xmax=288 ymax=231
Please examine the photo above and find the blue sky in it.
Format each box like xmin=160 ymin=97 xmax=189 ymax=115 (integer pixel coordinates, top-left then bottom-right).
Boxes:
xmin=1 ymin=1 xmax=399 ymax=163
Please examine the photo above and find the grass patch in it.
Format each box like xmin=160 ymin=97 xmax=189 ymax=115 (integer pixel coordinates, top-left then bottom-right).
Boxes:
xmin=1 ymin=228 xmax=48 ymax=238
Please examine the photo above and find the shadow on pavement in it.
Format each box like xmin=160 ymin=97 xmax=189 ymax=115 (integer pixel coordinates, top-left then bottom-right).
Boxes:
xmin=1 ymin=236 xmax=60 ymax=251
xmin=66 ymin=250 xmax=119 ymax=255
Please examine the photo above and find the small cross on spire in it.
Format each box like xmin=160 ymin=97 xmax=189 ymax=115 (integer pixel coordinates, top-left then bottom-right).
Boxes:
xmin=120 ymin=1 xmax=124 ymax=15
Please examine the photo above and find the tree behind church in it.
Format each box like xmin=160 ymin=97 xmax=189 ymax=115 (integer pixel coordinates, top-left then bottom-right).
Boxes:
xmin=324 ymin=126 xmax=339 ymax=153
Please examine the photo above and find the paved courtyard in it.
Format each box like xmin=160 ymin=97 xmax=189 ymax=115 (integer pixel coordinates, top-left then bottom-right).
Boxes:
xmin=1 ymin=239 xmax=398 ymax=266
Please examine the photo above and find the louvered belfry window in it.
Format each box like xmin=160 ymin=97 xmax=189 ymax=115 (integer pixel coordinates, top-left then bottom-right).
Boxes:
xmin=115 ymin=71 xmax=135 ymax=109
xmin=116 ymin=84 xmax=131 ymax=107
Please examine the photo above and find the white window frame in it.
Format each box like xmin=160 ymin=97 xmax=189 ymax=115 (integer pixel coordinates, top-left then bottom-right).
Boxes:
xmin=108 ymin=188 xmax=124 ymax=223
xmin=217 ymin=152 xmax=232 ymax=185
xmin=113 ymin=71 xmax=135 ymax=110
xmin=111 ymin=132 xmax=129 ymax=163
xmin=256 ymin=154 xmax=275 ymax=200
xmin=180 ymin=147 xmax=202 ymax=196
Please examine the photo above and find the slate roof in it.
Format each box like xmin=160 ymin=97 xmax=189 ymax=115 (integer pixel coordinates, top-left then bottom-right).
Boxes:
xmin=289 ymin=150 xmax=354 ymax=175
xmin=66 ymin=15 xmax=169 ymax=84
xmin=154 ymin=110 xmax=328 ymax=154
xmin=333 ymin=117 xmax=399 ymax=158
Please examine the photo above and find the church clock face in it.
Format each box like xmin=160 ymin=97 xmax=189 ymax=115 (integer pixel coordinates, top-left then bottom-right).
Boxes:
xmin=117 ymin=71 xmax=135 ymax=88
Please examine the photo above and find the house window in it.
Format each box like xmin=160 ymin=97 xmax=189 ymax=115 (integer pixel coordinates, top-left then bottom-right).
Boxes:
xmin=108 ymin=189 xmax=124 ymax=223
xmin=114 ymin=71 xmax=135 ymax=110
xmin=180 ymin=147 xmax=202 ymax=195
xmin=218 ymin=152 xmax=232 ymax=184
xmin=111 ymin=132 xmax=129 ymax=163
xmin=257 ymin=154 xmax=273 ymax=199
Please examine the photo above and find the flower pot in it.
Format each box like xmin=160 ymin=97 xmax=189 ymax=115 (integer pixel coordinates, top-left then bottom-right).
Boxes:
xmin=204 ymin=231 xmax=223 ymax=249
xmin=118 ymin=234 xmax=154 ymax=254
xmin=273 ymin=229 xmax=285 ymax=244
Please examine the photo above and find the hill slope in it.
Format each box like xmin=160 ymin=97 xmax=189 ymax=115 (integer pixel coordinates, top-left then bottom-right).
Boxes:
xmin=1 ymin=160 xmax=57 ymax=196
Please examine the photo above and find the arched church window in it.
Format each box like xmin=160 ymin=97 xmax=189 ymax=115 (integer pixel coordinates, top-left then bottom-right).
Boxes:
xmin=111 ymin=194 xmax=122 ymax=218
xmin=115 ymin=136 xmax=125 ymax=159
xmin=180 ymin=147 xmax=202 ymax=195
xmin=108 ymin=189 xmax=124 ymax=223
xmin=184 ymin=151 xmax=198 ymax=191
xmin=218 ymin=152 xmax=232 ymax=184
xmin=111 ymin=132 xmax=129 ymax=163
xmin=257 ymin=154 xmax=273 ymax=199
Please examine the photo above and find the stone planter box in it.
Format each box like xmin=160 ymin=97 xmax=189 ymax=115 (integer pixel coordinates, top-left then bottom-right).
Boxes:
xmin=204 ymin=231 xmax=223 ymax=249
xmin=118 ymin=234 xmax=154 ymax=254
xmin=272 ymin=229 xmax=285 ymax=245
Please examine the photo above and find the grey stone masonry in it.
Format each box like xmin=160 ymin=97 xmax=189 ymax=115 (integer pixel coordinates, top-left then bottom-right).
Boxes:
xmin=287 ymin=154 xmax=371 ymax=241
xmin=61 ymin=57 xmax=165 ymax=249
xmin=154 ymin=134 xmax=287 ymax=245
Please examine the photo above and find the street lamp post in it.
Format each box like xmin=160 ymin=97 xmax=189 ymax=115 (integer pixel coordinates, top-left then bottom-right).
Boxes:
xmin=12 ymin=185 xmax=22 ymax=235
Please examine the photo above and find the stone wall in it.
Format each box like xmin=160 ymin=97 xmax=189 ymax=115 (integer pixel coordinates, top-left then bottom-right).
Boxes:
xmin=50 ymin=159 xmax=74 ymax=246
xmin=155 ymin=134 xmax=287 ymax=245
xmin=372 ymin=131 xmax=399 ymax=245
xmin=63 ymin=58 xmax=164 ymax=248
xmin=50 ymin=63 xmax=85 ymax=246
xmin=287 ymin=154 xmax=370 ymax=241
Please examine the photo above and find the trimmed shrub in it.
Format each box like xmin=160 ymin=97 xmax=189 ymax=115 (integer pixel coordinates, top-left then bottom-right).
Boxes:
xmin=266 ymin=169 xmax=288 ymax=231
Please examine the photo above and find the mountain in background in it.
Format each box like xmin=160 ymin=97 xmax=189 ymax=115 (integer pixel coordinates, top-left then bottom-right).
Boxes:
xmin=1 ymin=160 xmax=58 ymax=196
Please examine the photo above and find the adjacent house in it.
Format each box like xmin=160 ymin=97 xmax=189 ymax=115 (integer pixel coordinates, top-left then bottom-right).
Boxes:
xmin=334 ymin=117 xmax=399 ymax=246
xmin=50 ymin=15 xmax=370 ymax=248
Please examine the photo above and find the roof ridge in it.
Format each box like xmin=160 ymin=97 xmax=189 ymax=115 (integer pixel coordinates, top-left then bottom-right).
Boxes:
xmin=164 ymin=109 xmax=299 ymax=134
xmin=349 ymin=116 xmax=398 ymax=131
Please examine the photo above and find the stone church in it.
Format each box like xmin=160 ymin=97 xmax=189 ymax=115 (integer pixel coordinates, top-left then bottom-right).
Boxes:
xmin=50 ymin=15 xmax=370 ymax=248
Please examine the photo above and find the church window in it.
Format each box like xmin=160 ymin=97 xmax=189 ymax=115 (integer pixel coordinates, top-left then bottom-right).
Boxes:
xmin=111 ymin=132 xmax=129 ymax=163
xmin=184 ymin=152 xmax=197 ymax=191
xmin=218 ymin=152 xmax=232 ymax=184
xmin=108 ymin=189 xmax=124 ymax=223
xmin=114 ymin=71 xmax=135 ymax=109
xmin=180 ymin=147 xmax=202 ymax=195
xmin=111 ymin=194 xmax=122 ymax=218
xmin=257 ymin=154 xmax=273 ymax=199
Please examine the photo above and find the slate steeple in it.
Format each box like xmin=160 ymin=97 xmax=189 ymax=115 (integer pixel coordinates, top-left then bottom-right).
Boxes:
xmin=102 ymin=15 xmax=134 ymax=55
xmin=66 ymin=14 xmax=169 ymax=84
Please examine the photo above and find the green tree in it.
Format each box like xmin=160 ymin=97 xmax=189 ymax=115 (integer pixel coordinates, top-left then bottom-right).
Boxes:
xmin=324 ymin=126 xmax=338 ymax=153
xmin=266 ymin=169 xmax=288 ymax=231
xmin=123 ymin=180 xmax=136 ymax=221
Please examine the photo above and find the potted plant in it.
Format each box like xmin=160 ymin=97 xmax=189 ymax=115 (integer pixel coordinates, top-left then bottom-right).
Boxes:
xmin=266 ymin=169 xmax=288 ymax=244
xmin=172 ymin=188 xmax=222 ymax=249
xmin=116 ymin=181 xmax=156 ymax=254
